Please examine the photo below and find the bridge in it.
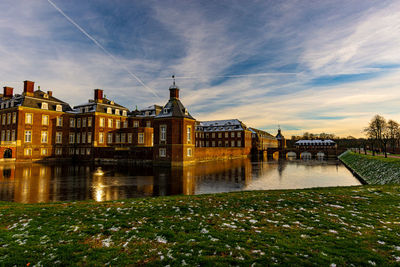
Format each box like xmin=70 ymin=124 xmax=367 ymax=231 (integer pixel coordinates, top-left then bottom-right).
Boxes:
xmin=258 ymin=147 xmax=347 ymax=159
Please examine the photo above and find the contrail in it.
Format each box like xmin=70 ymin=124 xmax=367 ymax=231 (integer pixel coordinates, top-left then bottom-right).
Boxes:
xmin=47 ymin=0 xmax=160 ymax=99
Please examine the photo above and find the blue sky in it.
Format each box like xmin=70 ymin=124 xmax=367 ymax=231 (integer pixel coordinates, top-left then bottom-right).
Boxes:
xmin=1 ymin=0 xmax=400 ymax=137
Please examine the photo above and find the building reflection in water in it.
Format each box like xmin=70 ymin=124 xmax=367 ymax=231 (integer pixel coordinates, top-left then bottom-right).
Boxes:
xmin=0 ymin=157 xmax=360 ymax=203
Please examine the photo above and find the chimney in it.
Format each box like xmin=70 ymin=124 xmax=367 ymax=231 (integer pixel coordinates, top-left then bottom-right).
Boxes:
xmin=23 ymin=80 xmax=35 ymax=96
xmin=47 ymin=91 xmax=53 ymax=97
xmin=94 ymin=89 xmax=103 ymax=103
xmin=3 ymin=87 xmax=13 ymax=98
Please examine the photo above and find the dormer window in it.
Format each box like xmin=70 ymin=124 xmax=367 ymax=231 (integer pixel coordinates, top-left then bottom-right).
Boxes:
xmin=145 ymin=111 xmax=150 ymax=116
xmin=115 ymin=109 xmax=120 ymax=115
xmin=85 ymin=107 xmax=90 ymax=113
xmin=110 ymin=101 xmax=114 ymax=105
xmin=56 ymin=105 xmax=62 ymax=112
xmin=41 ymin=102 xmax=48 ymax=110
xmin=122 ymin=110 xmax=127 ymax=116
xmin=10 ymin=101 xmax=14 ymax=107
xmin=43 ymin=94 xmax=49 ymax=99
xmin=184 ymin=108 xmax=188 ymax=115
xmin=107 ymin=107 xmax=112 ymax=114
xmin=0 ymin=103 xmax=3 ymax=109
xmin=163 ymin=108 xmax=168 ymax=114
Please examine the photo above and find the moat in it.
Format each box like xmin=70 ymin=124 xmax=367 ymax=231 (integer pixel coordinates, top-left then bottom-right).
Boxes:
xmin=0 ymin=158 xmax=361 ymax=203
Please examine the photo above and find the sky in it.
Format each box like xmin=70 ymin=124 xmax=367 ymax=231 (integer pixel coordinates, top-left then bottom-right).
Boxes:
xmin=1 ymin=0 xmax=400 ymax=138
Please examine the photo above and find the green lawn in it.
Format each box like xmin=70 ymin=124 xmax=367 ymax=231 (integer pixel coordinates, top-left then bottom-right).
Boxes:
xmin=1 ymin=185 xmax=400 ymax=266
xmin=339 ymin=151 xmax=400 ymax=184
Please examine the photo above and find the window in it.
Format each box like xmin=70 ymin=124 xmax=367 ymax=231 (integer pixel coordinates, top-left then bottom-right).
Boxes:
xmin=212 ymin=141 xmax=215 ymax=147
xmin=237 ymin=140 xmax=241 ymax=147
xmin=218 ymin=133 xmax=222 ymax=138
xmin=56 ymin=117 xmax=63 ymax=127
xmin=85 ymin=107 xmax=90 ymax=113
xmin=138 ymin=133 xmax=144 ymax=144
xmin=231 ymin=141 xmax=235 ymax=147
xmin=11 ymin=130 xmax=15 ymax=141
xmin=55 ymin=148 xmax=62 ymax=155
xmin=82 ymin=133 xmax=86 ymax=143
xmin=99 ymin=117 xmax=105 ymax=127
xmin=77 ymin=118 xmax=81 ymax=128
xmin=107 ymin=133 xmax=113 ymax=144
xmin=231 ymin=132 xmax=235 ymax=138
xmin=225 ymin=132 xmax=228 ymax=138
xmin=225 ymin=141 xmax=229 ymax=147
xmin=76 ymin=133 xmax=80 ymax=144
xmin=99 ymin=133 xmax=104 ymax=144
xmin=24 ymin=148 xmax=32 ymax=156
xmin=218 ymin=141 xmax=222 ymax=147
xmin=151 ymin=133 xmax=154 ymax=146
xmin=41 ymin=131 xmax=48 ymax=143
xmin=88 ymin=117 xmax=92 ymax=127
xmin=187 ymin=126 xmax=191 ymax=144
xmin=75 ymin=148 xmax=79 ymax=155
xmin=238 ymin=132 xmax=241 ymax=138
xmin=56 ymin=132 xmax=62 ymax=143
xmin=115 ymin=134 xmax=120 ymax=143
xmin=206 ymin=141 xmax=209 ymax=147
xmin=87 ymin=132 xmax=92 ymax=143
xmin=116 ymin=120 xmax=120 ymax=129
xmin=206 ymin=133 xmax=209 ymax=138
xmin=122 ymin=110 xmax=127 ymax=116
xmin=70 ymin=118 xmax=75 ymax=127
xmin=107 ymin=107 xmax=112 ymax=114
xmin=82 ymin=118 xmax=86 ymax=127
xmin=146 ymin=121 xmax=151 ymax=128
xmin=187 ymin=148 xmax=192 ymax=157
xmin=86 ymin=148 xmax=91 ymax=155
xmin=42 ymin=115 xmax=49 ymax=125
xmin=12 ymin=112 xmax=16 ymax=124
xmin=6 ymin=130 xmax=10 ymax=141
xmin=56 ymin=105 xmax=62 ymax=112
xmin=128 ymin=133 xmax=132 ymax=143
xmin=69 ymin=133 xmax=75 ymax=144
xmin=108 ymin=119 xmax=113 ymax=128
xmin=2 ymin=114 xmax=6 ymax=125
xmin=159 ymin=148 xmax=166 ymax=157
xmin=7 ymin=113 xmax=11 ymax=124
xmin=123 ymin=121 xmax=128 ymax=128
xmin=1 ymin=131 xmax=4 ymax=141
xmin=25 ymin=130 xmax=32 ymax=143
xmin=69 ymin=148 xmax=74 ymax=155
xmin=121 ymin=133 xmax=126 ymax=143
xmin=115 ymin=109 xmax=120 ymax=115
xmin=133 ymin=121 xmax=139 ymax=127
xmin=212 ymin=133 xmax=215 ymax=138
xmin=160 ymin=125 xmax=166 ymax=141
xmin=41 ymin=148 xmax=48 ymax=156
xmin=41 ymin=102 xmax=48 ymax=110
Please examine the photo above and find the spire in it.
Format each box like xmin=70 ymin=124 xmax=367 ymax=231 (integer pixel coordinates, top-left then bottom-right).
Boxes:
xmin=169 ymin=74 xmax=179 ymax=99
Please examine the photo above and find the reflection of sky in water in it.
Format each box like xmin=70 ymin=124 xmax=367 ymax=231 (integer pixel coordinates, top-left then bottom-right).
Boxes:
xmin=0 ymin=159 xmax=361 ymax=203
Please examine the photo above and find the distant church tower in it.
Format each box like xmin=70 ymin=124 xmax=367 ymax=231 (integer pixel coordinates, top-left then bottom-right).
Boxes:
xmin=276 ymin=127 xmax=286 ymax=149
xmin=153 ymin=78 xmax=196 ymax=166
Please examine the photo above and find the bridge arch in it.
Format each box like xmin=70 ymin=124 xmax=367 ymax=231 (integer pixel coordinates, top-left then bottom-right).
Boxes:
xmin=286 ymin=151 xmax=297 ymax=159
xmin=300 ymin=151 xmax=312 ymax=159
xmin=316 ymin=151 xmax=325 ymax=159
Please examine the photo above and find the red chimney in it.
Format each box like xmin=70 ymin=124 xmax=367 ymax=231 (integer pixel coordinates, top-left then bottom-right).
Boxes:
xmin=3 ymin=87 xmax=13 ymax=98
xmin=47 ymin=91 xmax=53 ymax=97
xmin=94 ymin=89 xmax=103 ymax=102
xmin=24 ymin=80 xmax=35 ymax=95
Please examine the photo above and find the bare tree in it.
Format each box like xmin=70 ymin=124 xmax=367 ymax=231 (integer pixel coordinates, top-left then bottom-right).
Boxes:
xmin=387 ymin=120 xmax=399 ymax=153
xmin=364 ymin=115 xmax=389 ymax=158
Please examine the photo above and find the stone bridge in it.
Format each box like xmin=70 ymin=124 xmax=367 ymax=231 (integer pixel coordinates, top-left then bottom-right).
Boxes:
xmin=261 ymin=147 xmax=347 ymax=159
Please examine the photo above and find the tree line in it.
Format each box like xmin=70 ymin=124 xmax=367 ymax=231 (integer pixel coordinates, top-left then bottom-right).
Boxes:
xmin=363 ymin=114 xmax=400 ymax=158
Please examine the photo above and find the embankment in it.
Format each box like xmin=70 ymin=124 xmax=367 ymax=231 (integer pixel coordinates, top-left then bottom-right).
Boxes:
xmin=339 ymin=151 xmax=400 ymax=184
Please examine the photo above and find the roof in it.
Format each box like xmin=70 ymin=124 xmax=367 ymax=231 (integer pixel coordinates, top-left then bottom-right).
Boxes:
xmin=155 ymin=98 xmax=195 ymax=119
xmin=295 ymin=139 xmax=336 ymax=145
xmin=73 ymin=98 xmax=129 ymax=115
xmin=249 ymin=127 xmax=276 ymax=139
xmin=130 ymin=105 xmax=163 ymax=117
xmin=276 ymin=129 xmax=284 ymax=140
xmin=0 ymin=90 xmax=72 ymax=112
xmin=196 ymin=119 xmax=247 ymax=132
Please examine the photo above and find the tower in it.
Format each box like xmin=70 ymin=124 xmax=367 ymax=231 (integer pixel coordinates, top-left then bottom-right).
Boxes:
xmin=153 ymin=78 xmax=196 ymax=166
xmin=276 ymin=128 xmax=286 ymax=149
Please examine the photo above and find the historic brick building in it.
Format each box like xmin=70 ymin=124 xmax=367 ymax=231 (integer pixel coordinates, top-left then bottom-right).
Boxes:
xmin=0 ymin=80 xmax=282 ymax=164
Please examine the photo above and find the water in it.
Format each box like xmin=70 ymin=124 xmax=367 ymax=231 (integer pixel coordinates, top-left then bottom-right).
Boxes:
xmin=0 ymin=158 xmax=361 ymax=203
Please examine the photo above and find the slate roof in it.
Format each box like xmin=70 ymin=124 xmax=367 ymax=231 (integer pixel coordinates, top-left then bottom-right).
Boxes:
xmin=0 ymin=90 xmax=72 ymax=112
xmin=249 ymin=127 xmax=276 ymax=139
xmin=73 ymin=98 xmax=129 ymax=115
xmin=155 ymin=99 xmax=195 ymax=119
xmin=196 ymin=119 xmax=247 ymax=132
xmin=295 ymin=140 xmax=336 ymax=145
xmin=130 ymin=105 xmax=163 ymax=117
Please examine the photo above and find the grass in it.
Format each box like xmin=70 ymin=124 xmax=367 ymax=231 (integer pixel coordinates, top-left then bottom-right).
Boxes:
xmin=1 ymin=185 xmax=400 ymax=266
xmin=339 ymin=151 xmax=400 ymax=184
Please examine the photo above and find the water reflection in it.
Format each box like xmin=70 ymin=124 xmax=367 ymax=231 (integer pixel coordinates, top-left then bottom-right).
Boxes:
xmin=0 ymin=158 xmax=361 ymax=203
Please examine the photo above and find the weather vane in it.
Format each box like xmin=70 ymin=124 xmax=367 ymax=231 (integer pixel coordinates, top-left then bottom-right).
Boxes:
xmin=172 ymin=75 xmax=176 ymax=86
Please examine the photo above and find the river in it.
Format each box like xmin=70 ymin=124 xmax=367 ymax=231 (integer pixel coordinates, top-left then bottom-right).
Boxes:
xmin=0 ymin=158 xmax=361 ymax=203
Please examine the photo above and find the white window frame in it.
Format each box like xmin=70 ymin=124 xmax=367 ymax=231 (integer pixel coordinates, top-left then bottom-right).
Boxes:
xmin=159 ymin=148 xmax=166 ymax=157
xmin=56 ymin=105 xmax=62 ymax=112
xmin=56 ymin=132 xmax=62 ymax=144
xmin=24 ymin=130 xmax=32 ymax=143
xmin=42 ymin=115 xmax=49 ymax=125
xmin=99 ymin=133 xmax=104 ymax=144
xmin=160 ymin=125 xmax=166 ymax=141
xmin=187 ymin=148 xmax=192 ymax=157
xmin=138 ymin=133 xmax=144 ymax=144
xmin=41 ymin=102 xmax=48 ymax=110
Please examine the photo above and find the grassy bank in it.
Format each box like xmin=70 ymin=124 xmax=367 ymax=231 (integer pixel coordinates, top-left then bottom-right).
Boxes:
xmin=1 ymin=186 xmax=400 ymax=266
xmin=339 ymin=151 xmax=400 ymax=184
